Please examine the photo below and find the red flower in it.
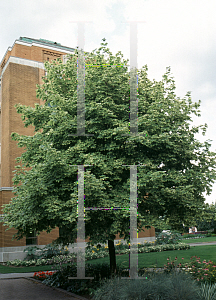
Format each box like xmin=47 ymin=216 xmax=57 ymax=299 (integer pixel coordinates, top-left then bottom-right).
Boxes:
xmin=34 ymin=270 xmax=54 ymax=279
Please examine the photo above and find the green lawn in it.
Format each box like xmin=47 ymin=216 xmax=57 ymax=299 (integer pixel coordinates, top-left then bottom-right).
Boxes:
xmin=1 ymin=244 xmax=216 ymax=273
xmin=0 ymin=263 xmax=68 ymax=274
xmin=87 ymin=245 xmax=216 ymax=268
xmin=181 ymin=236 xmax=216 ymax=243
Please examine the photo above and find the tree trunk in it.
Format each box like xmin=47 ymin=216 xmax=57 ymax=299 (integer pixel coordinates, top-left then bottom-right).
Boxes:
xmin=108 ymin=239 xmax=117 ymax=276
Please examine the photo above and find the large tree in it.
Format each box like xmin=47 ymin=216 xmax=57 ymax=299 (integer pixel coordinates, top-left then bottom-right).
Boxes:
xmin=2 ymin=39 xmax=216 ymax=274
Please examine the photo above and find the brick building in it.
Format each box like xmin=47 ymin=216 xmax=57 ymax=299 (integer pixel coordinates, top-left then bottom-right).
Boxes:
xmin=0 ymin=37 xmax=155 ymax=262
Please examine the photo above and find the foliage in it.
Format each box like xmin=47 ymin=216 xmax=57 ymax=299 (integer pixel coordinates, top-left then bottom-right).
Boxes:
xmin=33 ymin=270 xmax=55 ymax=281
xmin=92 ymin=270 xmax=203 ymax=300
xmin=6 ymin=254 xmax=74 ymax=267
xmin=42 ymin=263 xmax=128 ymax=296
xmin=209 ymin=233 xmax=216 ymax=237
xmin=34 ymin=259 xmax=216 ymax=299
xmin=6 ymin=259 xmax=37 ymax=267
xmin=181 ymin=233 xmax=206 ymax=238
xmin=195 ymin=203 xmax=216 ymax=234
xmin=197 ymin=220 xmax=214 ymax=232
xmin=114 ymin=240 xmax=126 ymax=250
xmin=23 ymin=246 xmax=41 ymax=261
xmin=197 ymin=282 xmax=216 ymax=300
xmin=164 ymin=255 xmax=216 ymax=287
xmin=38 ymin=243 xmax=69 ymax=259
xmin=180 ymin=256 xmax=216 ymax=285
xmin=23 ymin=243 xmax=69 ymax=261
xmin=155 ymin=231 xmax=182 ymax=245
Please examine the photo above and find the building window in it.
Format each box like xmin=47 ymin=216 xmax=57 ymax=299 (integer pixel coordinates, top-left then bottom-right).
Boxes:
xmin=1 ymin=59 xmax=6 ymax=70
xmin=59 ymin=227 xmax=63 ymax=237
xmin=26 ymin=230 xmax=38 ymax=245
xmin=43 ymin=50 xmax=61 ymax=62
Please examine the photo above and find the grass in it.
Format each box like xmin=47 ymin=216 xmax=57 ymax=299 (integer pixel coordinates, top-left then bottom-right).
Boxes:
xmin=87 ymin=245 xmax=216 ymax=268
xmin=1 ymin=244 xmax=216 ymax=273
xmin=0 ymin=263 xmax=69 ymax=274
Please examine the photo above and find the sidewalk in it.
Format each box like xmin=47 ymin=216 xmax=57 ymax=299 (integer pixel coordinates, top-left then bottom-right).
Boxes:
xmin=0 ymin=273 xmax=90 ymax=300
xmin=188 ymin=241 xmax=216 ymax=246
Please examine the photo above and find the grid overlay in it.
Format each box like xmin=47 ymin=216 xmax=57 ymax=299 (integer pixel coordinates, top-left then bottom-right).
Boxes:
xmin=68 ymin=21 xmax=146 ymax=280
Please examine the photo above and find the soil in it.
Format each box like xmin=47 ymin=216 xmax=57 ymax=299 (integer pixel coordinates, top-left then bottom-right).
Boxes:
xmin=81 ymin=295 xmax=93 ymax=299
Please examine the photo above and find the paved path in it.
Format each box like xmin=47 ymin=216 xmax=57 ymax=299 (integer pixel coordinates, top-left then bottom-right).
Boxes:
xmin=188 ymin=241 xmax=216 ymax=246
xmin=0 ymin=277 xmax=89 ymax=300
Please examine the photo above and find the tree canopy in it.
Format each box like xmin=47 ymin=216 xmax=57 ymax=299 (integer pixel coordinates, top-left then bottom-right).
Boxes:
xmin=192 ymin=202 xmax=216 ymax=233
xmin=2 ymin=39 xmax=216 ymax=252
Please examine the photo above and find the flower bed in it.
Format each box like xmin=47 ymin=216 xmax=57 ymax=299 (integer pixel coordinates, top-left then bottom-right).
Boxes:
xmin=33 ymin=262 xmax=210 ymax=299
xmin=5 ymin=241 xmax=190 ymax=267
xmin=33 ymin=270 xmax=55 ymax=281
xmin=5 ymin=254 xmax=76 ymax=267
xmin=163 ymin=255 xmax=216 ymax=285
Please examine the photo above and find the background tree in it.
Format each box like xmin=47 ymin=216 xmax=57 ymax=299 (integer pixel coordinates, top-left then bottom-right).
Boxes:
xmin=193 ymin=202 xmax=216 ymax=233
xmin=2 ymin=39 xmax=216 ymax=275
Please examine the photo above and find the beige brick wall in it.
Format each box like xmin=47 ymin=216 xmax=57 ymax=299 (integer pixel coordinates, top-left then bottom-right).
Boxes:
xmin=37 ymin=228 xmax=59 ymax=245
xmin=1 ymin=66 xmax=10 ymax=187
xmin=4 ymin=43 xmax=65 ymax=65
xmin=0 ymin=50 xmax=11 ymax=73
xmin=0 ymin=41 xmax=68 ymax=248
xmin=0 ymin=190 xmax=26 ymax=247
xmin=1 ymin=63 xmax=40 ymax=187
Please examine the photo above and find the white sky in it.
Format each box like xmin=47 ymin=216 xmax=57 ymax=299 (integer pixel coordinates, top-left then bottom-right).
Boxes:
xmin=0 ymin=0 xmax=216 ymax=205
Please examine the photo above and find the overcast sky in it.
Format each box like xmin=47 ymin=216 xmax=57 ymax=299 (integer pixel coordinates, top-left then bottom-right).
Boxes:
xmin=0 ymin=0 xmax=216 ymax=205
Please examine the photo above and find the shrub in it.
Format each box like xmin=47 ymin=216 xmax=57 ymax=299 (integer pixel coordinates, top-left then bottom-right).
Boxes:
xmin=92 ymin=269 xmax=203 ymax=300
xmin=42 ymin=262 xmax=129 ymax=296
xmin=197 ymin=282 xmax=216 ymax=300
xmin=179 ymin=256 xmax=216 ymax=285
xmin=38 ymin=243 xmax=69 ymax=259
xmin=163 ymin=255 xmax=216 ymax=287
xmin=23 ymin=243 xmax=69 ymax=262
xmin=155 ymin=231 xmax=182 ymax=245
xmin=23 ymin=246 xmax=41 ymax=261
xmin=163 ymin=256 xmax=180 ymax=274
xmin=181 ymin=233 xmax=206 ymax=239
xmin=115 ymin=240 xmax=127 ymax=251
xmin=6 ymin=259 xmax=25 ymax=266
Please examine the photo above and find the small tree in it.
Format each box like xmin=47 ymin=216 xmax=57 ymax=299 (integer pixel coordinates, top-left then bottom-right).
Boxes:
xmin=2 ymin=39 xmax=216 ymax=275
